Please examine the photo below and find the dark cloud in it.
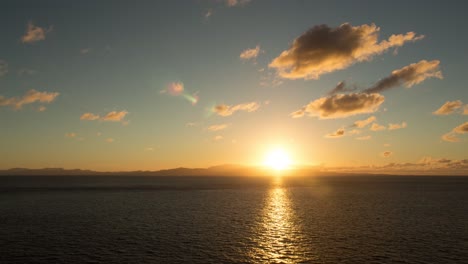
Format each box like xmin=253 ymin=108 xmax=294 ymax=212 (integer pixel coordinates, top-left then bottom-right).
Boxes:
xmin=270 ymin=23 xmax=423 ymax=79
xmin=363 ymin=60 xmax=442 ymax=93
xmin=292 ymin=93 xmax=384 ymax=119
xmin=327 ymin=81 xmax=356 ymax=95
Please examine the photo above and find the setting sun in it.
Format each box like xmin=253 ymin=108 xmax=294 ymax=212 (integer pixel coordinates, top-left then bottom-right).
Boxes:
xmin=264 ymin=148 xmax=292 ymax=171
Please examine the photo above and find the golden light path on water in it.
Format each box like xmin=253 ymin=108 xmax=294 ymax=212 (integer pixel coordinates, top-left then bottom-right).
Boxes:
xmin=250 ymin=176 xmax=310 ymax=263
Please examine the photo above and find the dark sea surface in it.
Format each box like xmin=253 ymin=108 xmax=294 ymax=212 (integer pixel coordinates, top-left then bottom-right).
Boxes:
xmin=1 ymin=175 xmax=467 ymax=263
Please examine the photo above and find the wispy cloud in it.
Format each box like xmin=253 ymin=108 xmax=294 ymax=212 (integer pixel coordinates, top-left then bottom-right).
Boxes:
xmin=433 ymin=100 xmax=463 ymax=115
xmin=65 ymin=133 xmax=76 ymax=138
xmin=21 ymin=22 xmax=52 ymax=44
xmin=353 ymin=116 xmax=376 ymax=128
xmin=370 ymin=123 xmax=386 ymax=131
xmin=291 ymin=93 xmax=384 ymax=119
xmin=207 ymin=124 xmax=229 ymax=131
xmin=213 ymin=102 xmax=260 ymax=117
xmin=80 ymin=110 xmax=129 ymax=124
xmin=356 ymin=135 xmax=371 ymax=140
xmin=363 ymin=60 xmax=443 ymax=93
xmin=240 ymin=45 xmax=262 ymax=61
xmin=0 ymin=89 xmax=59 ymax=110
xmin=325 ymin=128 xmax=345 ymax=138
xmin=80 ymin=48 xmax=91 ymax=54
xmin=106 ymin=138 xmax=115 ymax=143
xmin=213 ymin=135 xmax=223 ymax=141
xmin=80 ymin=113 xmax=100 ymax=121
xmin=0 ymin=60 xmax=8 ymax=77
xmin=327 ymin=81 xmax=356 ymax=95
xmin=382 ymin=151 xmax=393 ymax=157
xmin=388 ymin=122 xmax=407 ymax=130
xmin=442 ymin=121 xmax=468 ymax=142
xmin=226 ymin=0 xmax=251 ymax=7
xmin=270 ymin=23 xmax=423 ymax=79
xmin=204 ymin=9 xmax=213 ymax=19
xmin=102 ymin=111 xmax=128 ymax=122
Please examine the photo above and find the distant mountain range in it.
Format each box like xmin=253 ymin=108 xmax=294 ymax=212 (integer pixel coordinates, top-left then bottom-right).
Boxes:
xmin=0 ymin=165 xmax=351 ymax=177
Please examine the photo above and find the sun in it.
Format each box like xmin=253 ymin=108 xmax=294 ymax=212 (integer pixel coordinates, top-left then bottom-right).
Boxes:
xmin=263 ymin=148 xmax=292 ymax=171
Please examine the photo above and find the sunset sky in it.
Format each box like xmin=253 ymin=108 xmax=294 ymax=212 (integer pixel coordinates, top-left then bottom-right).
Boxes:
xmin=1 ymin=0 xmax=466 ymax=174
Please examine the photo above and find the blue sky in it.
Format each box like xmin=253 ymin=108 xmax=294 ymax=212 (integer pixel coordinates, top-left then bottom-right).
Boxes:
xmin=0 ymin=0 xmax=467 ymax=173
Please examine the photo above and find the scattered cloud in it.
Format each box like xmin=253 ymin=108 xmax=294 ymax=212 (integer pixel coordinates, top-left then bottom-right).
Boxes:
xmin=292 ymin=93 xmax=384 ymax=119
xmin=205 ymin=9 xmax=213 ymax=19
xmin=65 ymin=133 xmax=76 ymax=138
xmin=0 ymin=60 xmax=8 ymax=77
xmin=240 ymin=45 xmax=262 ymax=61
xmin=213 ymin=102 xmax=260 ymax=117
xmin=382 ymin=151 xmax=393 ymax=157
xmin=442 ymin=121 xmax=468 ymax=142
xmin=348 ymin=129 xmax=361 ymax=135
xmin=102 ymin=111 xmax=128 ymax=122
xmin=327 ymin=81 xmax=356 ymax=95
xmin=207 ymin=124 xmax=229 ymax=131
xmin=17 ymin=68 xmax=37 ymax=76
xmin=0 ymin=89 xmax=59 ymax=110
xmin=80 ymin=112 xmax=100 ymax=121
xmin=370 ymin=123 xmax=386 ymax=131
xmin=106 ymin=138 xmax=114 ymax=143
xmin=37 ymin=106 xmax=46 ymax=112
xmin=21 ymin=22 xmax=52 ymax=43
xmin=325 ymin=128 xmax=345 ymax=138
xmin=433 ymin=100 xmax=463 ymax=115
xmin=80 ymin=48 xmax=91 ymax=54
xmin=213 ymin=135 xmax=223 ymax=141
xmin=363 ymin=60 xmax=442 ymax=93
xmin=388 ymin=121 xmax=407 ymax=130
xmin=80 ymin=110 xmax=129 ymax=123
xmin=353 ymin=116 xmax=376 ymax=128
xmin=269 ymin=23 xmax=423 ymax=79
xmin=356 ymin=135 xmax=371 ymax=140
xmin=226 ymin=0 xmax=251 ymax=7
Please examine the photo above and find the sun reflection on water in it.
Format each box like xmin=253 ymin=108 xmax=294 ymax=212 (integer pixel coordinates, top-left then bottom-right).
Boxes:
xmin=249 ymin=177 xmax=309 ymax=263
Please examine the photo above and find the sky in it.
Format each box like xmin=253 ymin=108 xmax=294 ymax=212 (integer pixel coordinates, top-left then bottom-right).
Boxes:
xmin=0 ymin=0 xmax=467 ymax=174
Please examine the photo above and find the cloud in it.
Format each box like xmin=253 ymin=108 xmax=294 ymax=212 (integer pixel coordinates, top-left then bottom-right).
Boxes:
xmin=80 ymin=112 xmax=100 ymax=120
xmin=442 ymin=133 xmax=460 ymax=143
xmin=37 ymin=106 xmax=46 ymax=112
xmin=442 ymin=121 xmax=468 ymax=142
xmin=205 ymin=9 xmax=213 ymax=19
xmin=383 ymin=143 xmax=391 ymax=147
xmin=325 ymin=128 xmax=345 ymax=138
xmin=161 ymin=82 xmax=199 ymax=105
xmin=356 ymin=135 xmax=371 ymax=140
xmin=80 ymin=48 xmax=91 ymax=54
xmin=348 ymin=129 xmax=361 ymax=135
xmin=353 ymin=116 xmax=376 ymax=128
xmin=464 ymin=105 xmax=468 ymax=115
xmin=240 ymin=45 xmax=262 ymax=61
xmin=433 ymin=100 xmax=463 ymax=115
xmin=0 ymin=60 xmax=8 ymax=77
xmin=363 ymin=60 xmax=442 ymax=93
xmin=213 ymin=135 xmax=223 ymax=141
xmin=21 ymin=22 xmax=52 ymax=43
xmin=65 ymin=133 xmax=76 ymax=138
xmin=102 ymin=111 xmax=128 ymax=122
xmin=269 ymin=23 xmax=423 ymax=79
xmin=382 ymin=151 xmax=393 ymax=157
xmin=327 ymin=81 xmax=356 ymax=95
xmin=80 ymin=110 xmax=129 ymax=123
xmin=0 ymin=89 xmax=59 ymax=110
xmin=207 ymin=124 xmax=229 ymax=131
xmin=213 ymin=102 xmax=260 ymax=117
xmin=370 ymin=123 xmax=386 ymax=131
xmin=106 ymin=138 xmax=114 ymax=143
xmin=226 ymin=0 xmax=251 ymax=7
xmin=388 ymin=121 xmax=407 ymax=130
xmin=292 ymin=93 xmax=384 ymax=119
xmin=17 ymin=68 xmax=37 ymax=76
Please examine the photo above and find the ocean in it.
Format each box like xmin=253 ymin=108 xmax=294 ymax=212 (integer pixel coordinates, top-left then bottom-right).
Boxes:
xmin=1 ymin=175 xmax=467 ymax=263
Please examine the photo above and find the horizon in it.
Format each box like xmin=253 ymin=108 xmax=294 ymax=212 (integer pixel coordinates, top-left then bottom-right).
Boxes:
xmin=1 ymin=1 xmax=467 ymax=174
